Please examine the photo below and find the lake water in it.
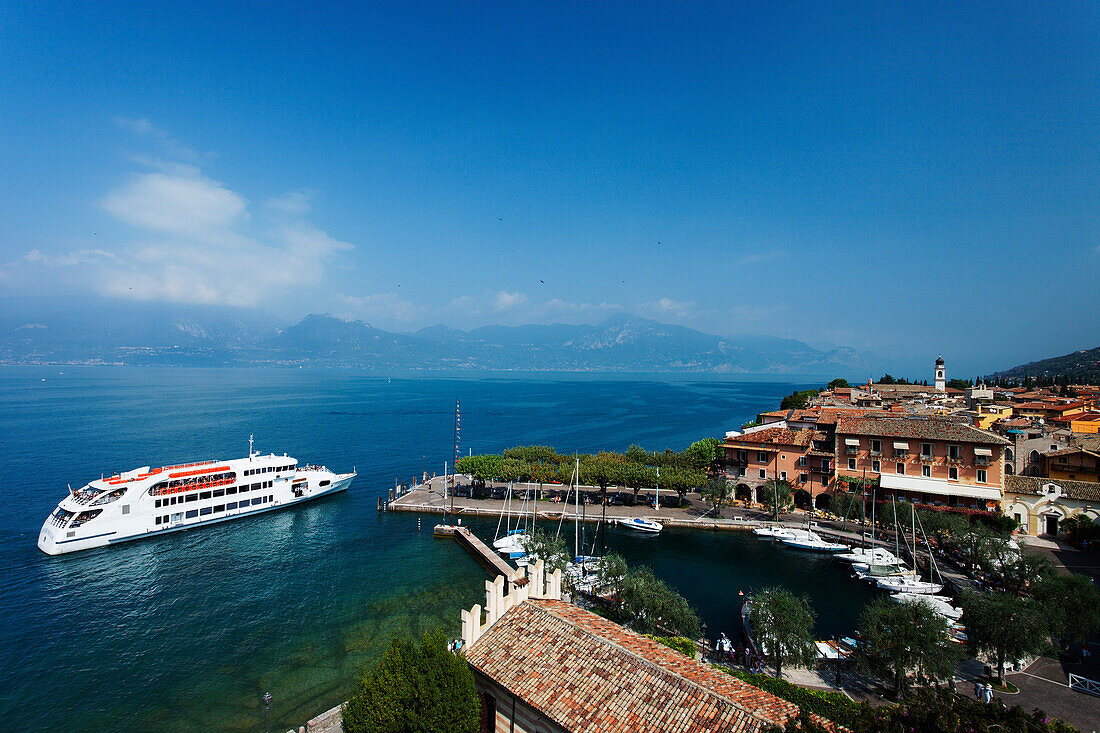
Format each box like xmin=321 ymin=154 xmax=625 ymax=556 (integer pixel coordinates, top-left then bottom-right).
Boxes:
xmin=0 ymin=367 xmax=876 ymax=731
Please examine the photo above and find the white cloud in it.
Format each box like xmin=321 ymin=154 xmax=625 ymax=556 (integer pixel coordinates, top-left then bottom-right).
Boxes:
xmin=338 ymin=292 xmax=422 ymax=323
xmin=102 ymin=170 xmax=247 ymax=237
xmin=7 ymin=127 xmax=357 ymax=309
xmin=642 ymin=297 xmax=693 ymax=318
xmin=114 ymin=117 xmax=208 ymax=161
xmin=494 ymin=290 xmax=528 ymax=310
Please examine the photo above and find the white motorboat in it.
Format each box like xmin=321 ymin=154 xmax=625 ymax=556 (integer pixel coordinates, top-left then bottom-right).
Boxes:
xmin=875 ymin=575 xmax=943 ymax=594
xmin=836 ymin=547 xmax=899 ymax=565
xmin=493 ymin=528 xmax=527 ymax=551
xmin=781 ymin=532 xmax=849 ymax=552
xmin=620 ymin=517 xmax=662 ymax=533
xmin=889 ymin=593 xmax=963 ymax=621
xmin=752 ymin=524 xmax=788 ymax=538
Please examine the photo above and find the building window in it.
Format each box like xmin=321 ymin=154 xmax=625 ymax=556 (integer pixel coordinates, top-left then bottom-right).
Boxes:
xmin=977 ymin=469 xmax=987 ymax=483
xmin=896 ymin=463 xmax=905 ymax=475
xmin=798 ymin=456 xmax=807 ymax=467
xmin=872 ymin=460 xmax=881 ymax=472
xmin=948 ymin=445 xmax=960 ymax=460
xmin=780 ymin=471 xmax=787 ymax=481
xmin=871 ymin=439 xmax=881 ymax=453
xmin=949 ymin=467 xmax=958 ymax=480
xmin=800 ymin=473 xmax=808 ymax=483
xmin=921 ymin=443 xmax=933 ymax=457
xmin=758 ymin=452 xmax=768 ymax=463
xmin=848 ymin=458 xmax=856 ymax=470
xmin=759 ymin=469 xmax=766 ymax=479
xmin=922 ymin=465 xmax=931 ymax=477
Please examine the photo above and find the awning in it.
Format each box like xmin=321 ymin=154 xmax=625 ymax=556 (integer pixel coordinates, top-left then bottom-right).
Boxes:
xmin=879 ymin=473 xmax=1001 ymax=501
xmin=974 ymin=447 xmax=992 ymax=457
xmin=844 ymin=438 xmax=860 ymax=446
xmin=893 ymin=441 xmax=909 ymax=450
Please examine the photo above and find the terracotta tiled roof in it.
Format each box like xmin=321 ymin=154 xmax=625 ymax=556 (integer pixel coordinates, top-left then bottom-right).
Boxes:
xmin=834 ymin=415 xmax=1009 ymax=445
xmin=1044 ymin=447 xmax=1100 ymax=459
xmin=724 ymin=427 xmax=815 ymax=448
xmin=1004 ymin=475 xmax=1100 ymax=502
xmin=465 ymin=598 xmax=826 ymax=733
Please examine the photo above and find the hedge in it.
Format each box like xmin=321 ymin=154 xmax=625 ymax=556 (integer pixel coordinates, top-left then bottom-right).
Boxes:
xmin=720 ymin=668 xmax=864 ymax=727
xmin=646 ymin=635 xmax=696 ymax=658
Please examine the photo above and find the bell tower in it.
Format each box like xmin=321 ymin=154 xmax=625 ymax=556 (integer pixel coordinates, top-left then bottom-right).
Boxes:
xmin=934 ymin=356 xmax=946 ymax=391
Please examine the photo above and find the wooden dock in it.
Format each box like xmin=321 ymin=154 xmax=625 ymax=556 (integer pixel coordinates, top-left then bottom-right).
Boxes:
xmin=451 ymin=526 xmax=515 ymax=577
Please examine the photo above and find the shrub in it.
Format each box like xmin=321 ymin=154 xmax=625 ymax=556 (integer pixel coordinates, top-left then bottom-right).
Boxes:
xmin=721 ymin=669 xmax=862 ymax=727
xmin=645 ymin=634 xmax=697 ymax=657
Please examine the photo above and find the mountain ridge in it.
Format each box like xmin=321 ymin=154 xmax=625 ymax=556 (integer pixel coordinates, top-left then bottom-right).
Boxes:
xmin=0 ymin=298 xmax=872 ymax=375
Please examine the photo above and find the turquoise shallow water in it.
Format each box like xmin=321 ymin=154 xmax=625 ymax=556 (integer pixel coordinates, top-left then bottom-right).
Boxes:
xmin=0 ymin=367 xmax=874 ymax=731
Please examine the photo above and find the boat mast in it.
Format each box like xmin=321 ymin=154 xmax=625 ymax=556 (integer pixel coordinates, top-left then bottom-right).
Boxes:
xmin=451 ymin=399 xmax=459 ymax=517
xmin=656 ymin=465 xmax=660 ymax=514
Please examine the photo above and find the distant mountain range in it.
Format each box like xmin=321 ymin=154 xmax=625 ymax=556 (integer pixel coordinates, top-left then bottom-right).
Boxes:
xmin=993 ymin=345 xmax=1100 ymax=384
xmin=0 ymin=297 xmax=871 ymax=375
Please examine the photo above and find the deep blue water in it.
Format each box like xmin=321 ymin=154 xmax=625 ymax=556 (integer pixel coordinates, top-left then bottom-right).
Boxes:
xmin=0 ymin=367 xmax=875 ymax=731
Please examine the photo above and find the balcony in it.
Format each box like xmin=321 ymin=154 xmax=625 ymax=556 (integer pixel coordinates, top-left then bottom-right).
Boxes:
xmin=845 ymin=447 xmax=858 ymax=456
xmin=869 ymin=450 xmax=882 ymax=458
xmin=975 ymin=456 xmax=990 ymax=467
xmin=893 ymin=451 xmax=909 ymax=460
xmin=919 ymin=454 xmax=936 ymax=464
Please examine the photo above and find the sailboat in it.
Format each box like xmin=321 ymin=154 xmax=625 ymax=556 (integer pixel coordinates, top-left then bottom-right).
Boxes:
xmin=874 ymin=502 xmax=941 ymax=594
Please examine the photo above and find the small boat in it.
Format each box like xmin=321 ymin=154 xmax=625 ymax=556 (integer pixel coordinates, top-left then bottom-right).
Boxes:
xmin=752 ymin=524 xmax=788 ymax=538
xmin=836 ymin=547 xmax=899 ymax=564
xmin=493 ymin=528 xmax=527 ymax=550
xmin=781 ymin=532 xmax=849 ymax=552
xmin=620 ymin=517 xmax=662 ymax=533
xmin=889 ymin=593 xmax=963 ymax=621
xmin=875 ymin=575 xmax=943 ymax=594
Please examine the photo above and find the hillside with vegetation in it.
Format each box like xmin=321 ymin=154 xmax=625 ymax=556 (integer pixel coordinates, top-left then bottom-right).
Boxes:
xmin=994 ymin=345 xmax=1100 ymax=385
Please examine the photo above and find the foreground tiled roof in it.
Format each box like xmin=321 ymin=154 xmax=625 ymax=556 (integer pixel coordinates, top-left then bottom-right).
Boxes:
xmin=465 ymin=599 xmax=816 ymax=733
xmin=1004 ymin=475 xmax=1100 ymax=502
xmin=835 ymin=415 xmax=1009 ymax=445
xmin=724 ymin=427 xmax=815 ymax=447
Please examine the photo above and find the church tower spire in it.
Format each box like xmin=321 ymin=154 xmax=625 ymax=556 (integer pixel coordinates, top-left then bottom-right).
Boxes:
xmin=934 ymin=355 xmax=946 ymax=391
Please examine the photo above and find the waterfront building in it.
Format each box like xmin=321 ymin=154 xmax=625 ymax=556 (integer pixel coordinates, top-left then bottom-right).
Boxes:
xmin=460 ymin=564 xmax=816 ymax=733
xmin=832 ymin=414 xmax=1008 ymax=510
xmin=719 ymin=426 xmax=827 ymax=508
xmin=1001 ymin=476 xmax=1100 ymax=537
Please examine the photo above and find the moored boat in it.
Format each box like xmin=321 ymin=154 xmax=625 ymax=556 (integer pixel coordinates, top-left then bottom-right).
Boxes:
xmin=620 ymin=517 xmax=662 ymax=533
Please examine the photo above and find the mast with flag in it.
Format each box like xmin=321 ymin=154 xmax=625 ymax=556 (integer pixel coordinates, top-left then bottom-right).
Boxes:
xmin=452 ymin=398 xmax=460 ymax=515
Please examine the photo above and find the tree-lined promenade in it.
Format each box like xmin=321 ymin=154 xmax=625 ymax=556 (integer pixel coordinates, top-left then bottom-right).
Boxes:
xmin=454 ymin=441 xmax=719 ymax=507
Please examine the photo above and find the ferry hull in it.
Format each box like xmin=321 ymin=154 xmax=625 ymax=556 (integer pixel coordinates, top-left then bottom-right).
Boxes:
xmin=39 ymin=467 xmax=353 ymax=556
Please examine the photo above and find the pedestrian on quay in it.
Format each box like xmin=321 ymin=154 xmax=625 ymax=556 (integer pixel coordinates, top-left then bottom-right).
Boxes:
xmin=973 ymin=679 xmax=982 ymax=700
xmin=983 ymin=683 xmax=994 ymax=703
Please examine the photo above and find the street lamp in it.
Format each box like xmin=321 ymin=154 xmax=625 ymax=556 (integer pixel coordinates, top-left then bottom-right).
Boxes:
xmin=262 ymin=692 xmax=272 ymax=733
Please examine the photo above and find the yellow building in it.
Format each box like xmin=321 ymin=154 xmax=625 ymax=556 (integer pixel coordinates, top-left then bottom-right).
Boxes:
xmin=1002 ymin=476 xmax=1100 ymax=537
xmin=1070 ymin=413 xmax=1100 ymax=434
xmin=973 ymin=404 xmax=1012 ymax=430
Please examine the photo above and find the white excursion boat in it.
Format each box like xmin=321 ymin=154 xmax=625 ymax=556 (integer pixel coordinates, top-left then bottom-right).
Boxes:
xmin=620 ymin=517 xmax=662 ymax=533
xmin=38 ymin=441 xmax=354 ymax=555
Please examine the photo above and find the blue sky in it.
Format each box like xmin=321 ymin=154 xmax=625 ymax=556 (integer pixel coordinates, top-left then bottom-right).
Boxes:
xmin=1 ymin=2 xmax=1097 ymax=375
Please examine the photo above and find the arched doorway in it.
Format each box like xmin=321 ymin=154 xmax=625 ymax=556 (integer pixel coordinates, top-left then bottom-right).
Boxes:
xmin=734 ymin=484 xmax=752 ymax=503
xmin=793 ymin=489 xmax=812 ymax=510
xmin=814 ymin=492 xmax=832 ymax=511
xmin=1005 ymin=464 xmax=1015 ymax=475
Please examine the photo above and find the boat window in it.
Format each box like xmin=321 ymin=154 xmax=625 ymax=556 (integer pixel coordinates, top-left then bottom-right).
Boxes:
xmin=226 ymin=486 xmax=237 ymax=495
xmin=91 ymin=487 xmax=127 ymax=506
xmin=214 ymin=504 xmax=224 ymax=513
xmin=155 ymin=516 xmax=162 ymax=525
xmin=213 ymin=488 xmax=224 ymax=497
xmin=199 ymin=492 xmax=211 ymax=500
xmin=227 ymin=501 xmax=238 ymax=510
xmin=185 ymin=494 xmax=198 ymax=503
xmin=200 ymin=507 xmax=212 ymax=516
xmin=71 ymin=509 xmax=102 ymax=527
xmin=319 ymin=480 xmax=330 ymax=487
xmin=185 ymin=509 xmax=198 ymax=519
xmin=171 ymin=513 xmax=182 ymax=522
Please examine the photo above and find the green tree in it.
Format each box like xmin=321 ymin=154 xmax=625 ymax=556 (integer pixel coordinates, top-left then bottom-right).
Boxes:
xmin=522 ymin=527 xmax=570 ymax=573
xmin=657 ymin=465 xmax=705 ymax=505
xmin=960 ymin=591 xmax=1049 ymax=684
xmin=616 ymin=565 xmax=701 ymax=638
xmin=700 ymin=476 xmax=732 ymax=518
xmin=760 ymin=479 xmax=793 ymax=520
xmin=502 ymin=445 xmax=563 ymax=464
xmin=856 ymin=598 xmax=962 ymax=698
xmin=917 ymin=509 xmax=968 ymax=548
xmin=1033 ymin=573 xmax=1100 ymax=648
xmin=685 ymin=437 xmax=721 ymax=469
xmin=748 ymin=586 xmax=817 ymax=680
xmin=780 ymin=389 xmax=819 ymax=410
xmin=996 ymin=552 xmax=1055 ymax=595
xmin=827 ymin=378 xmax=850 ymax=390
xmin=342 ymin=628 xmax=479 ymax=733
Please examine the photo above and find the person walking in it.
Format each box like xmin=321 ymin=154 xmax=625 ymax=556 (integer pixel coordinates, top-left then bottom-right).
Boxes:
xmin=983 ymin=683 xmax=994 ymax=704
xmin=973 ymin=679 xmax=982 ymax=700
